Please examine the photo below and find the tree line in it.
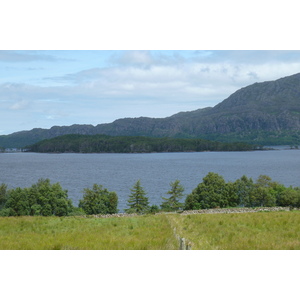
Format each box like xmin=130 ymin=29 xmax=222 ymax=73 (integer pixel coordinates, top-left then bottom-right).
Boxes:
xmin=1 ymin=173 xmax=300 ymax=217
xmin=26 ymin=134 xmax=259 ymax=153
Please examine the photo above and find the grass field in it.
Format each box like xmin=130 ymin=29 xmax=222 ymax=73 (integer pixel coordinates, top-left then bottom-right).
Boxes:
xmin=1 ymin=211 xmax=300 ymax=250
xmin=0 ymin=214 xmax=178 ymax=250
xmin=168 ymin=211 xmax=300 ymax=250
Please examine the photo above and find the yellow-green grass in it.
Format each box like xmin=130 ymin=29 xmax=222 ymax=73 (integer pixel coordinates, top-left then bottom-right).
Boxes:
xmin=166 ymin=211 xmax=300 ymax=250
xmin=1 ymin=211 xmax=300 ymax=250
xmin=0 ymin=215 xmax=178 ymax=250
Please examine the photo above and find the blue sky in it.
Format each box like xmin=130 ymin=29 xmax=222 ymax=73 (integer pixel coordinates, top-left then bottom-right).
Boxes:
xmin=1 ymin=50 xmax=300 ymax=134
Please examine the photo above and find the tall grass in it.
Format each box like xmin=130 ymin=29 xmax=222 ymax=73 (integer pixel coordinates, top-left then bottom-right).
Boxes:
xmin=167 ymin=211 xmax=300 ymax=250
xmin=2 ymin=211 xmax=300 ymax=250
xmin=0 ymin=215 xmax=178 ymax=250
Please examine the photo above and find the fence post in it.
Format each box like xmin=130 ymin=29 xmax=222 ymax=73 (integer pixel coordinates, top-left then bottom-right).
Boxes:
xmin=180 ymin=238 xmax=186 ymax=250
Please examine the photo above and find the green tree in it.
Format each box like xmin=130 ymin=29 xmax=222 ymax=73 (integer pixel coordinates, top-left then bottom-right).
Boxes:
xmin=4 ymin=179 xmax=73 ymax=216
xmin=251 ymin=175 xmax=278 ymax=207
xmin=29 ymin=179 xmax=73 ymax=216
xmin=149 ymin=205 xmax=160 ymax=214
xmin=79 ymin=184 xmax=118 ymax=215
xmin=0 ymin=183 xmax=7 ymax=209
xmin=185 ymin=172 xmax=229 ymax=210
xmin=277 ymin=188 xmax=300 ymax=207
xmin=226 ymin=181 xmax=239 ymax=207
xmin=31 ymin=204 xmax=42 ymax=216
xmin=250 ymin=186 xmax=276 ymax=207
xmin=234 ymin=175 xmax=255 ymax=207
xmin=161 ymin=180 xmax=184 ymax=211
xmin=125 ymin=180 xmax=149 ymax=213
xmin=256 ymin=175 xmax=274 ymax=188
xmin=5 ymin=187 xmax=30 ymax=216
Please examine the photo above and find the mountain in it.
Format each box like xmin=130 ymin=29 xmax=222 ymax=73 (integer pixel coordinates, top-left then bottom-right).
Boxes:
xmin=1 ymin=72 xmax=300 ymax=148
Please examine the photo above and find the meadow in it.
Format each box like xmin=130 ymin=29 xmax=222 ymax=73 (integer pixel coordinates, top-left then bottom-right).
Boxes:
xmin=0 ymin=214 xmax=178 ymax=250
xmin=168 ymin=210 xmax=300 ymax=250
xmin=1 ymin=210 xmax=300 ymax=250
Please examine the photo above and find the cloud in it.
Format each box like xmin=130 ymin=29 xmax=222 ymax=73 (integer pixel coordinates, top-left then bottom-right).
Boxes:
xmin=110 ymin=50 xmax=154 ymax=66
xmin=2 ymin=50 xmax=300 ymax=134
xmin=10 ymin=99 xmax=30 ymax=110
xmin=5 ymin=52 xmax=300 ymax=109
xmin=194 ymin=50 xmax=300 ymax=65
xmin=0 ymin=50 xmax=71 ymax=62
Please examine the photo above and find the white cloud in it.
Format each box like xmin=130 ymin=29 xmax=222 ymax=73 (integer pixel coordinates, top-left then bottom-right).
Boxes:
xmin=0 ymin=50 xmax=57 ymax=62
xmin=10 ymin=99 xmax=30 ymax=110
xmin=111 ymin=50 xmax=154 ymax=66
xmin=1 ymin=50 xmax=300 ymax=134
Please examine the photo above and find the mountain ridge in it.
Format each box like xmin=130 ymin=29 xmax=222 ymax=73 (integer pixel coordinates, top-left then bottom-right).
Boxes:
xmin=1 ymin=72 xmax=300 ymax=148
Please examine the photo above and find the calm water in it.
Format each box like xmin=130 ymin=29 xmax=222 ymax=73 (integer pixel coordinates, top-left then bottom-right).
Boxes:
xmin=0 ymin=150 xmax=299 ymax=212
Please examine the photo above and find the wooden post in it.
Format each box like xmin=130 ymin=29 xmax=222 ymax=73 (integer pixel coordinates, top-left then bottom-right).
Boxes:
xmin=180 ymin=238 xmax=186 ymax=250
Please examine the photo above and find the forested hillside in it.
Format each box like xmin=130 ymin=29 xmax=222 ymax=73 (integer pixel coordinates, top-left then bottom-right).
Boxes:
xmin=26 ymin=134 xmax=257 ymax=153
xmin=2 ymin=72 xmax=300 ymax=148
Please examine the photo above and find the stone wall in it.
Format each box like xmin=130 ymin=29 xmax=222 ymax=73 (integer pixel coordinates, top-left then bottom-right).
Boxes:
xmin=181 ymin=206 xmax=296 ymax=215
xmin=78 ymin=213 xmax=139 ymax=219
xmin=76 ymin=207 xmax=297 ymax=219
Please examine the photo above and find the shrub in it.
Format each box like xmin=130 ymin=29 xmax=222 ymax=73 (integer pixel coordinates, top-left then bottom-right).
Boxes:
xmin=185 ymin=172 xmax=229 ymax=210
xmin=3 ymin=179 xmax=73 ymax=217
xmin=79 ymin=184 xmax=118 ymax=215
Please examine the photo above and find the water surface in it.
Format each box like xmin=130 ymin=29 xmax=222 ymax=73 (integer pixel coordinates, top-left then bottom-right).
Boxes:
xmin=0 ymin=150 xmax=299 ymax=211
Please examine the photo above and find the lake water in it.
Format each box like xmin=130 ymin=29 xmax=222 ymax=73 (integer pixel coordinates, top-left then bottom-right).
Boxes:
xmin=0 ymin=150 xmax=299 ymax=212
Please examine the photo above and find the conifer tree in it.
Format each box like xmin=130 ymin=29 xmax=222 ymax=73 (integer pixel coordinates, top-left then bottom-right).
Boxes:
xmin=125 ymin=180 xmax=149 ymax=213
xmin=161 ymin=180 xmax=184 ymax=211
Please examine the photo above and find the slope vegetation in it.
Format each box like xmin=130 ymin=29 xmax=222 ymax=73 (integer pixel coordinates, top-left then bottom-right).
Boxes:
xmin=1 ymin=72 xmax=300 ymax=148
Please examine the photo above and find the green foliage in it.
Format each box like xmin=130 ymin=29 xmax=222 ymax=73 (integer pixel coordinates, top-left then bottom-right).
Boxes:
xmin=234 ymin=175 xmax=255 ymax=207
xmin=78 ymin=184 xmax=118 ymax=215
xmin=224 ymin=181 xmax=239 ymax=207
xmin=0 ymin=208 xmax=12 ymax=217
xmin=185 ymin=173 xmax=229 ymax=210
xmin=125 ymin=180 xmax=150 ymax=213
xmin=5 ymin=187 xmax=30 ymax=216
xmin=149 ymin=205 xmax=160 ymax=214
xmin=184 ymin=173 xmax=300 ymax=210
xmin=68 ymin=207 xmax=86 ymax=216
xmin=1 ymin=172 xmax=300 ymax=218
xmin=0 ymin=183 xmax=7 ymax=209
xmin=27 ymin=134 xmax=256 ymax=153
xmin=277 ymin=188 xmax=300 ymax=207
xmin=161 ymin=180 xmax=184 ymax=211
xmin=29 ymin=179 xmax=73 ymax=216
xmin=31 ymin=204 xmax=42 ymax=216
xmin=2 ymin=179 xmax=73 ymax=217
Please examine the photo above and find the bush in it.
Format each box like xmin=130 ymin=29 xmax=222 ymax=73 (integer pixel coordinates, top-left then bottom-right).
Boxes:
xmin=79 ymin=184 xmax=118 ymax=215
xmin=0 ymin=184 xmax=7 ymax=209
xmin=29 ymin=179 xmax=73 ymax=216
xmin=5 ymin=187 xmax=30 ymax=216
xmin=149 ymin=205 xmax=160 ymax=214
xmin=2 ymin=179 xmax=73 ymax=217
xmin=68 ymin=207 xmax=86 ymax=216
xmin=185 ymin=173 xmax=229 ymax=210
xmin=0 ymin=208 xmax=12 ymax=217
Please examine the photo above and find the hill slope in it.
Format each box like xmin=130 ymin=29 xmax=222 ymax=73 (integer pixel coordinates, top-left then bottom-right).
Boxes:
xmin=1 ymin=72 xmax=300 ymax=148
xmin=27 ymin=134 xmax=256 ymax=153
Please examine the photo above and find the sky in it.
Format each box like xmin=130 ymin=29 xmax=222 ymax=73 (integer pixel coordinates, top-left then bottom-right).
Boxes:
xmin=2 ymin=0 xmax=300 ymax=297
xmin=1 ymin=50 xmax=300 ymax=135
